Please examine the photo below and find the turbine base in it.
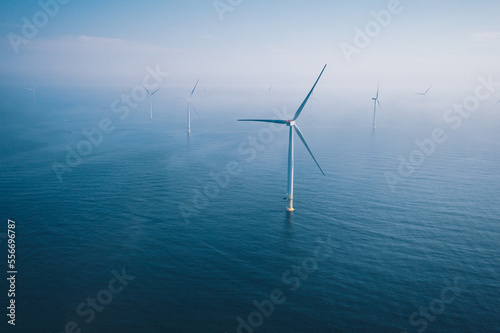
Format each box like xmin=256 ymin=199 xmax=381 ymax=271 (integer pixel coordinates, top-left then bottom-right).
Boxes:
xmin=286 ymin=193 xmax=294 ymax=212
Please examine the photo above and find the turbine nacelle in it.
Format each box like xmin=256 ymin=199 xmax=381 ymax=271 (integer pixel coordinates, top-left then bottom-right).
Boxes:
xmin=286 ymin=120 xmax=296 ymax=126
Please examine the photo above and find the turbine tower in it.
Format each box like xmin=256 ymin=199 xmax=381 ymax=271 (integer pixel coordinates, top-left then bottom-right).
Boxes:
xmin=238 ymin=64 xmax=327 ymax=212
xmin=372 ymin=83 xmax=381 ymax=130
xmin=177 ymin=79 xmax=200 ymax=133
xmin=25 ymin=87 xmax=37 ymax=104
xmin=143 ymin=86 xmax=160 ymax=118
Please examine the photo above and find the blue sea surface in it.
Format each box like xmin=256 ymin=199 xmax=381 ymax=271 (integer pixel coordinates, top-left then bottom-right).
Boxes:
xmin=0 ymin=87 xmax=499 ymax=332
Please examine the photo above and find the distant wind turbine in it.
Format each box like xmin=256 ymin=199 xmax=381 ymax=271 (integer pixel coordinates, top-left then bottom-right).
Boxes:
xmin=414 ymin=84 xmax=432 ymax=111
xmin=177 ymin=79 xmax=200 ymax=133
xmin=25 ymin=87 xmax=37 ymax=104
xmin=372 ymin=83 xmax=382 ymax=130
xmin=238 ymin=64 xmax=327 ymax=212
xmin=143 ymin=86 xmax=160 ymax=118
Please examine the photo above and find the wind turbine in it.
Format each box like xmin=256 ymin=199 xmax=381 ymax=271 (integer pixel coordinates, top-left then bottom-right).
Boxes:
xmin=177 ymin=79 xmax=200 ymax=133
xmin=238 ymin=64 xmax=327 ymax=212
xmin=414 ymin=84 xmax=432 ymax=111
xmin=143 ymin=86 xmax=160 ymax=118
xmin=372 ymin=83 xmax=382 ymax=130
xmin=25 ymin=87 xmax=37 ymax=104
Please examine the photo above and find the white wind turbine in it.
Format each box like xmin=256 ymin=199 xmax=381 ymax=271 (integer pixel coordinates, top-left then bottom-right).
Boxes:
xmin=372 ymin=83 xmax=382 ymax=130
xmin=238 ymin=64 xmax=327 ymax=212
xmin=414 ymin=84 xmax=432 ymax=111
xmin=267 ymin=84 xmax=273 ymax=97
xmin=143 ymin=86 xmax=160 ymax=118
xmin=177 ymin=79 xmax=200 ymax=133
xmin=25 ymin=87 xmax=38 ymax=104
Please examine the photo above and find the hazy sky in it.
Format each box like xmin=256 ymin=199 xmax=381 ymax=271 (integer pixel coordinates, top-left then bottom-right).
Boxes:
xmin=0 ymin=0 xmax=499 ymax=94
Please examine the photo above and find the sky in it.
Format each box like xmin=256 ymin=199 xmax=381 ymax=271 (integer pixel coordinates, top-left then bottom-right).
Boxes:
xmin=0 ymin=0 xmax=499 ymax=100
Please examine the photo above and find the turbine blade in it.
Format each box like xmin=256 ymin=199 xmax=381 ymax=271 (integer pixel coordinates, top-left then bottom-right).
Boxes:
xmin=143 ymin=86 xmax=151 ymax=95
xmin=424 ymin=84 xmax=433 ymax=95
xmin=151 ymin=88 xmax=160 ymax=95
xmin=190 ymin=79 xmax=199 ymax=97
xmin=238 ymin=119 xmax=288 ymax=124
xmin=376 ymin=82 xmax=380 ymax=99
xmin=293 ymin=64 xmax=327 ymax=121
xmin=377 ymin=100 xmax=382 ymax=108
xmin=293 ymin=125 xmax=325 ymax=176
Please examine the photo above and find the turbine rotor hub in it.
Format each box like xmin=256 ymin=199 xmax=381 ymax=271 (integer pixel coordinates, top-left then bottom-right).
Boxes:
xmin=286 ymin=120 xmax=296 ymax=126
